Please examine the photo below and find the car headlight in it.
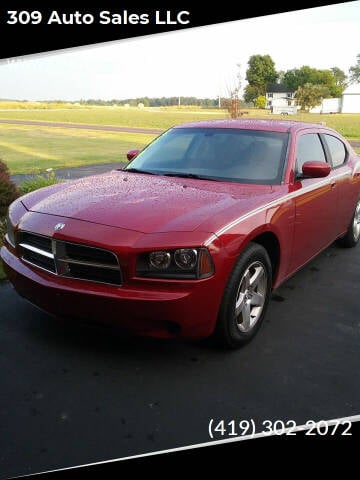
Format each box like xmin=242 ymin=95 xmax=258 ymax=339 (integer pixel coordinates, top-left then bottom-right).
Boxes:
xmin=149 ymin=251 xmax=171 ymax=270
xmin=174 ymin=249 xmax=198 ymax=270
xmin=5 ymin=210 xmax=15 ymax=247
xmin=137 ymin=248 xmax=214 ymax=279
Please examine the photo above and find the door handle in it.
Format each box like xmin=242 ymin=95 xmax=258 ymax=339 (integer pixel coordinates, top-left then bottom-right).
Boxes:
xmin=330 ymin=181 xmax=336 ymax=189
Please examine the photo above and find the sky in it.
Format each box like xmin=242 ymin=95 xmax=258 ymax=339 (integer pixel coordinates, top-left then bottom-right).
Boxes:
xmin=0 ymin=1 xmax=359 ymax=101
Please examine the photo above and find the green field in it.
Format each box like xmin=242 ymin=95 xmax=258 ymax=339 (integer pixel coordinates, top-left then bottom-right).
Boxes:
xmin=0 ymin=124 xmax=155 ymax=174
xmin=0 ymin=106 xmax=359 ymax=175
xmin=0 ymin=106 xmax=226 ymax=130
xmin=0 ymin=107 xmax=227 ymax=174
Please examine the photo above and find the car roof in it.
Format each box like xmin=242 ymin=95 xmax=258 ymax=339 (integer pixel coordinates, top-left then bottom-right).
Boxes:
xmin=173 ymin=118 xmax=333 ymax=133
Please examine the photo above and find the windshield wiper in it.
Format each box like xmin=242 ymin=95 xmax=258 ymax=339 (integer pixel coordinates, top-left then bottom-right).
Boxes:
xmin=125 ymin=169 xmax=219 ymax=181
xmin=124 ymin=168 xmax=156 ymax=175
xmin=162 ymin=172 xmax=219 ymax=181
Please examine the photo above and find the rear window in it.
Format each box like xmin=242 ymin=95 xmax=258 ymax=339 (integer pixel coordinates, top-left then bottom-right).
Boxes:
xmin=324 ymin=134 xmax=347 ymax=167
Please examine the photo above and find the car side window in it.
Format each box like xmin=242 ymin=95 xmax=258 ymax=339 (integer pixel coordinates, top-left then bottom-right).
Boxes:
xmin=296 ymin=134 xmax=326 ymax=174
xmin=324 ymin=134 xmax=347 ymax=167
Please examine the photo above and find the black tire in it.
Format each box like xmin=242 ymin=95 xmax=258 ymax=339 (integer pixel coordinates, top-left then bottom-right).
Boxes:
xmin=214 ymin=242 xmax=272 ymax=349
xmin=337 ymin=197 xmax=360 ymax=248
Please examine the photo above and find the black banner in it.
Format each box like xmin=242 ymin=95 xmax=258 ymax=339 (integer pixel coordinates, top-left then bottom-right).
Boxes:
xmin=0 ymin=1 xmax=346 ymax=59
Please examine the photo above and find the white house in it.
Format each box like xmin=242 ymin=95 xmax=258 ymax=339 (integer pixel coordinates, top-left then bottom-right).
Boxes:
xmin=265 ymin=84 xmax=296 ymax=109
xmin=341 ymin=84 xmax=360 ymax=113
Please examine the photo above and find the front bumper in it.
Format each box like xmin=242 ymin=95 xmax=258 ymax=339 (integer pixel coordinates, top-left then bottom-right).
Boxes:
xmin=1 ymin=244 xmax=224 ymax=339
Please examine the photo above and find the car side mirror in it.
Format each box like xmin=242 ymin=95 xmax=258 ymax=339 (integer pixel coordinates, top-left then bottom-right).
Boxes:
xmin=126 ymin=149 xmax=140 ymax=161
xmin=301 ymin=161 xmax=331 ymax=178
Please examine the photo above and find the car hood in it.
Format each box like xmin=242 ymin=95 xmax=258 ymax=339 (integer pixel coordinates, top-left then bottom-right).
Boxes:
xmin=21 ymin=171 xmax=277 ymax=234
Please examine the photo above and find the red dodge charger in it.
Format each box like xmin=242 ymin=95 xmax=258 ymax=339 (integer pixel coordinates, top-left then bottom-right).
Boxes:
xmin=2 ymin=119 xmax=360 ymax=348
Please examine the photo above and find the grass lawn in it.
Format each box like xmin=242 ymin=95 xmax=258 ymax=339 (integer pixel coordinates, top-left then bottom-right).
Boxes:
xmin=0 ymin=125 xmax=155 ymax=174
xmin=0 ymin=106 xmax=226 ymax=130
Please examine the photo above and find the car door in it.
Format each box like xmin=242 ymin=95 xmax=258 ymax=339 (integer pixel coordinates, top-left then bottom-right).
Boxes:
xmin=288 ymin=131 xmax=338 ymax=273
xmin=321 ymin=133 xmax=353 ymax=235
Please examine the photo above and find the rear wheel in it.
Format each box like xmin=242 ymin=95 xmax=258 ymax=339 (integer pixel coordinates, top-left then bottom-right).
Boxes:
xmin=214 ymin=243 xmax=272 ymax=349
xmin=337 ymin=198 xmax=360 ymax=248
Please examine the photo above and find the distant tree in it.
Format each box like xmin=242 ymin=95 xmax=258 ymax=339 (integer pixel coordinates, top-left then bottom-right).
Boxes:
xmin=295 ymin=83 xmax=329 ymax=110
xmin=284 ymin=65 xmax=346 ymax=97
xmin=244 ymin=84 xmax=262 ymax=105
xmin=349 ymin=54 xmax=360 ymax=84
xmin=255 ymin=95 xmax=266 ymax=109
xmin=283 ymin=66 xmax=316 ymax=90
xmin=138 ymin=97 xmax=150 ymax=107
xmin=245 ymin=54 xmax=278 ymax=97
xmin=277 ymin=70 xmax=286 ymax=84
xmin=313 ymin=69 xmax=343 ymax=97
xmin=224 ymin=63 xmax=242 ymax=118
xmin=77 ymin=97 xmax=219 ymax=108
xmin=331 ymin=67 xmax=347 ymax=88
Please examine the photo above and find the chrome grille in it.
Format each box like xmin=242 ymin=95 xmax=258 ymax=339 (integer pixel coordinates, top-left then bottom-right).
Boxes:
xmin=17 ymin=232 xmax=122 ymax=286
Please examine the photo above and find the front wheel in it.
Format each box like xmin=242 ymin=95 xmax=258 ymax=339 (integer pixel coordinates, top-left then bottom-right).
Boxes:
xmin=337 ymin=198 xmax=360 ymax=248
xmin=214 ymin=243 xmax=272 ymax=349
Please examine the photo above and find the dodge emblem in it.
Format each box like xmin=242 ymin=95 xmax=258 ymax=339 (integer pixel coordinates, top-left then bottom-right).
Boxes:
xmin=54 ymin=223 xmax=66 ymax=231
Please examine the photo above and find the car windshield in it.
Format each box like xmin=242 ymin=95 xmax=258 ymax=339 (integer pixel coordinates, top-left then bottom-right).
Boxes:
xmin=125 ymin=128 xmax=289 ymax=184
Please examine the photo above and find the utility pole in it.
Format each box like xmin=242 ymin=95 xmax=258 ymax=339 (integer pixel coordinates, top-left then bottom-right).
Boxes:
xmin=178 ymin=96 xmax=181 ymax=107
